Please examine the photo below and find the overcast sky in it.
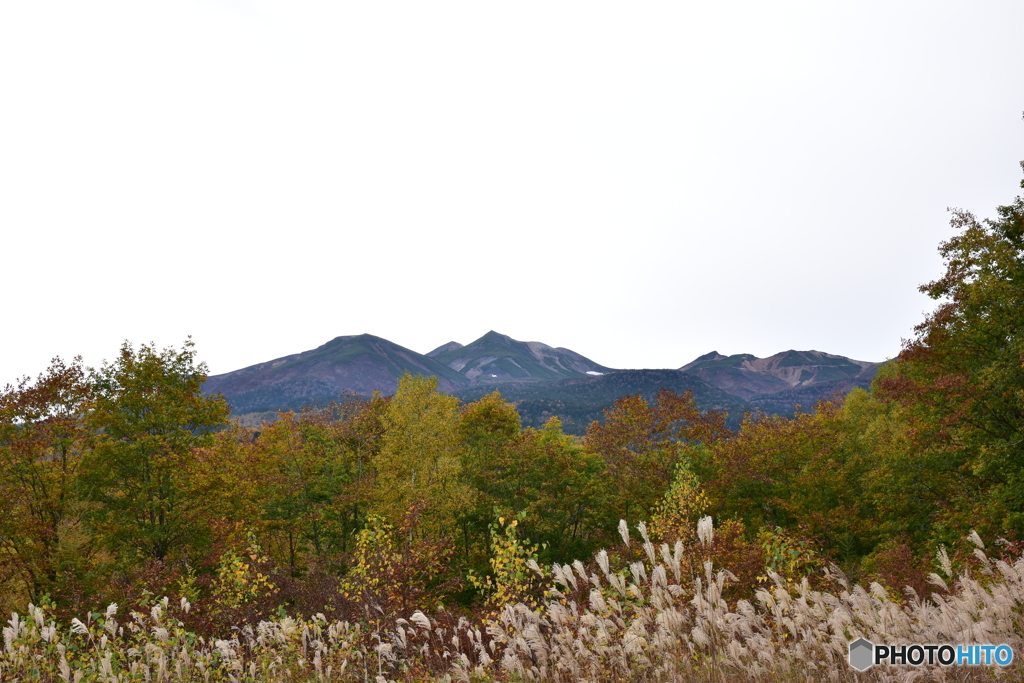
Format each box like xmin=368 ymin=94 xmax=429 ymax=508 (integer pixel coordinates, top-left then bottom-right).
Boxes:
xmin=2 ymin=1 xmax=1023 ymax=384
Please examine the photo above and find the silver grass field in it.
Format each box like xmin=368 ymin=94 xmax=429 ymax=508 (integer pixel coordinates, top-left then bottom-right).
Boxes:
xmin=2 ymin=519 xmax=1021 ymax=683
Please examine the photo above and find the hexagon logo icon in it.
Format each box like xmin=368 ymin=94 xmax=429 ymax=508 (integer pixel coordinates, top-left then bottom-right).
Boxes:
xmin=849 ymin=637 xmax=874 ymax=671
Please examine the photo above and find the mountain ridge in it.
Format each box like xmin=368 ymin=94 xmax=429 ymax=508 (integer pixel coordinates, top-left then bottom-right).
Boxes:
xmin=203 ymin=332 xmax=884 ymax=433
xmin=678 ymin=349 xmax=880 ymax=401
xmin=430 ymin=330 xmax=614 ymax=381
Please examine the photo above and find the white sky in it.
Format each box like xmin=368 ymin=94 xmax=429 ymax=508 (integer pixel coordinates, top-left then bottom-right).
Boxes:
xmin=2 ymin=1 xmax=1023 ymax=384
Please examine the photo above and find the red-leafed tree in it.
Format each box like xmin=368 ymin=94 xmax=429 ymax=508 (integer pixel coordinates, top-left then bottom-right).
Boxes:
xmin=585 ymin=388 xmax=732 ymax=523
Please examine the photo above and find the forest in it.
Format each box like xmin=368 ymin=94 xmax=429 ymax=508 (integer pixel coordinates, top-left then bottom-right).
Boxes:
xmin=2 ymin=193 xmax=1024 ymax=681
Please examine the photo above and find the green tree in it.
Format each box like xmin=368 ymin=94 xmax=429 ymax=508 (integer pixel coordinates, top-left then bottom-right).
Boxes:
xmin=81 ymin=340 xmax=229 ymax=562
xmin=256 ymin=400 xmax=382 ymax=573
xmin=692 ymin=405 xmax=835 ymax=531
xmin=460 ymin=393 xmax=609 ymax=564
xmin=510 ymin=418 xmax=609 ymax=563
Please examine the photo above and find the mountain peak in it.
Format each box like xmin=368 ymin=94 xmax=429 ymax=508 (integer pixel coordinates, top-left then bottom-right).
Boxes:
xmin=478 ymin=330 xmax=516 ymax=344
xmin=426 ymin=341 xmax=463 ymax=358
xmin=679 ymin=352 xmax=755 ymax=373
xmin=431 ymin=331 xmax=614 ymax=381
xmin=204 ymin=333 xmax=468 ymax=413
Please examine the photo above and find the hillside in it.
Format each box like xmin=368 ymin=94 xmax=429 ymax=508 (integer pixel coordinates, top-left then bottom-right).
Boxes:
xmin=203 ymin=334 xmax=468 ymax=414
xmin=452 ymin=369 xmax=751 ymax=434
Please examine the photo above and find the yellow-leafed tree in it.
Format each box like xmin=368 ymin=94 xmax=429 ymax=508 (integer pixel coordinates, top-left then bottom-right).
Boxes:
xmin=372 ymin=374 xmax=471 ymax=539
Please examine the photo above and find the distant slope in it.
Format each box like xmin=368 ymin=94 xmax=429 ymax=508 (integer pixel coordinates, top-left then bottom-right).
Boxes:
xmin=426 ymin=341 xmax=463 ymax=357
xmin=204 ymin=334 xmax=468 ymax=414
xmin=746 ymin=378 xmax=877 ymax=416
xmin=432 ymin=330 xmax=615 ymax=381
xmin=452 ymin=369 xmax=750 ymax=435
xmin=680 ymin=350 xmax=880 ymax=401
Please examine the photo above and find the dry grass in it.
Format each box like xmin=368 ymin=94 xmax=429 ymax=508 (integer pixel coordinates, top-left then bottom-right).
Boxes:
xmin=3 ymin=520 xmax=1022 ymax=682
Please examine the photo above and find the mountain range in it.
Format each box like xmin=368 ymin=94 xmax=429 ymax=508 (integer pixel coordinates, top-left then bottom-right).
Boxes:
xmin=203 ymin=331 xmax=883 ymax=434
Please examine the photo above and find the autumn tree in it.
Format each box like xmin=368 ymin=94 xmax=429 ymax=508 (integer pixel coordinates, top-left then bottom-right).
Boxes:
xmin=665 ymin=381 xmax=987 ymax=582
xmin=256 ymin=398 xmax=384 ymax=573
xmin=876 ymin=196 xmax=1024 ymax=538
xmin=460 ymin=391 xmax=521 ymax=464
xmin=0 ymin=357 xmax=94 ymax=608
xmin=184 ymin=421 xmax=275 ymax=561
xmin=371 ymin=374 xmax=470 ymax=539
xmin=460 ymin=393 xmax=609 ymax=564
xmin=328 ymin=393 xmax=390 ymax=542
xmin=458 ymin=391 xmax=522 ymax=562
xmin=81 ymin=340 xmax=229 ymax=563
xmin=584 ymin=389 xmax=731 ymax=523
xmin=691 ymin=399 xmax=881 ymax=562
xmin=504 ymin=418 xmax=609 ymax=563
